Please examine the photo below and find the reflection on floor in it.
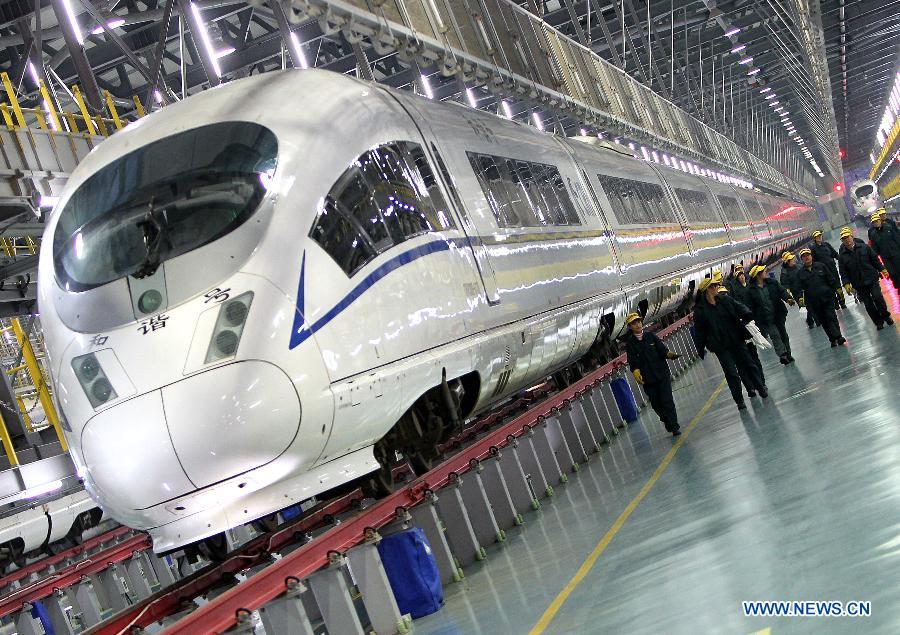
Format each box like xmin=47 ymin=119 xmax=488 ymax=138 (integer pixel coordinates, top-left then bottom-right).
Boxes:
xmin=416 ymin=278 xmax=900 ymax=635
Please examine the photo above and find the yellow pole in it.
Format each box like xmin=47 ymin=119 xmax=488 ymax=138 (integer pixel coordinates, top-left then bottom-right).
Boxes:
xmin=104 ymin=90 xmax=123 ymax=130
xmin=72 ymin=85 xmax=97 ymax=136
xmin=94 ymin=115 xmax=108 ymax=137
xmin=132 ymin=95 xmax=146 ymax=118
xmin=0 ymin=411 xmax=18 ymax=467
xmin=39 ymin=81 xmax=62 ymax=132
xmin=34 ymin=109 xmax=48 ymax=131
xmin=11 ymin=318 xmax=68 ymax=452
xmin=0 ymin=238 xmax=13 ymax=258
xmin=15 ymin=396 xmax=33 ymax=433
xmin=64 ymin=111 xmax=79 ymax=133
xmin=0 ymin=105 xmax=14 ymax=129
xmin=1 ymin=72 xmax=26 ymax=128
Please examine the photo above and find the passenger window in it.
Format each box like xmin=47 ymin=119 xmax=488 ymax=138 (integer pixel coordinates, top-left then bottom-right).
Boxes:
xmin=466 ymin=151 xmax=580 ymax=228
xmin=310 ymin=141 xmax=455 ymax=276
xmin=598 ymin=174 xmax=671 ymax=224
xmin=716 ymin=195 xmax=743 ymax=222
xmin=675 ymin=188 xmax=717 ymax=222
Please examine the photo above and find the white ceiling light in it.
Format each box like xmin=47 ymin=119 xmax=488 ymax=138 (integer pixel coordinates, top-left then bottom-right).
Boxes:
xmin=190 ymin=3 xmax=223 ymax=77
xmin=731 ymin=44 xmax=747 ymax=53
xmin=289 ymin=32 xmax=309 ymax=69
xmin=61 ymin=0 xmax=84 ymax=45
xmin=91 ymin=18 xmax=125 ymax=35
xmin=532 ymin=112 xmax=544 ymax=130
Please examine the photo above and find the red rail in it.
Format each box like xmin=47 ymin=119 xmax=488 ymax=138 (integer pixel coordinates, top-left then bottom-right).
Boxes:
xmin=0 ymin=525 xmax=133 ymax=591
xmin=0 ymin=532 xmax=150 ymax=618
xmin=103 ymin=314 xmax=694 ymax=634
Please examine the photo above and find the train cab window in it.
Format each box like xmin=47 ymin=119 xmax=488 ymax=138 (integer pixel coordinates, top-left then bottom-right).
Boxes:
xmin=467 ymin=151 xmax=580 ymax=228
xmin=596 ymin=174 xmax=669 ymax=224
xmin=53 ymin=121 xmax=277 ymax=292
xmin=310 ymin=141 xmax=454 ymax=276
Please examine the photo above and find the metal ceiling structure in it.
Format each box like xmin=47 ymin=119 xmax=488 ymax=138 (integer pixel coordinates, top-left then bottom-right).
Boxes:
xmin=0 ymin=0 xmax=893 ymax=192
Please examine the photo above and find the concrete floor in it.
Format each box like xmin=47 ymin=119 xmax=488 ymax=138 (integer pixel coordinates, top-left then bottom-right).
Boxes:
xmin=417 ymin=277 xmax=900 ymax=635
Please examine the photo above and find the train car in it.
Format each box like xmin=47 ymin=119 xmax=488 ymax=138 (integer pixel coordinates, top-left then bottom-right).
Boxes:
xmin=0 ymin=489 xmax=103 ymax=573
xmin=37 ymin=69 xmax=817 ymax=554
xmin=850 ymin=179 xmax=881 ymax=215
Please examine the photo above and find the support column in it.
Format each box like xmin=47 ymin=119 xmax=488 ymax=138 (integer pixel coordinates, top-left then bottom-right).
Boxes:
xmin=49 ymin=0 xmax=103 ymax=111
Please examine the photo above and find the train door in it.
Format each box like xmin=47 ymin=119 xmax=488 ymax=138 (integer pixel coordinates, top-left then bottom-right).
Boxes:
xmin=427 ymin=143 xmax=501 ymax=305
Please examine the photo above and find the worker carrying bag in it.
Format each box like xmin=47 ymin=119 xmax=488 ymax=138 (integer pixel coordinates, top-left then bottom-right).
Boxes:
xmin=377 ymin=527 xmax=444 ymax=619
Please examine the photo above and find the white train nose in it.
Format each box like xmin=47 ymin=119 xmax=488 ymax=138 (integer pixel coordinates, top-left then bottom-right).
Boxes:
xmin=81 ymin=361 xmax=301 ymax=511
xmin=161 ymin=361 xmax=301 ymax=489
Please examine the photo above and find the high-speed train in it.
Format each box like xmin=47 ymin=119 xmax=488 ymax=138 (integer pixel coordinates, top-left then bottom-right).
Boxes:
xmin=850 ymin=179 xmax=881 ymax=216
xmin=37 ymin=69 xmax=817 ymax=553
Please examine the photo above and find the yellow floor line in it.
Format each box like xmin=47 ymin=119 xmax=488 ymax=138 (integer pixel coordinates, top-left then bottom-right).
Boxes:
xmin=749 ymin=629 xmax=772 ymax=635
xmin=529 ymin=378 xmax=728 ymax=635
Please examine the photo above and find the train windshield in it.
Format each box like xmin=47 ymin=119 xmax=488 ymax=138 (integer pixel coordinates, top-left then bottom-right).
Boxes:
xmin=52 ymin=122 xmax=277 ymax=291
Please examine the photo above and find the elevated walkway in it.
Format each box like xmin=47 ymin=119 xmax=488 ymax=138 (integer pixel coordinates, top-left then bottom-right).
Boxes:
xmin=418 ymin=278 xmax=900 ymax=634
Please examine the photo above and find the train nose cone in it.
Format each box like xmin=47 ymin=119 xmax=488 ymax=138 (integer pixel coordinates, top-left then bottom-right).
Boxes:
xmin=161 ymin=361 xmax=301 ymax=489
xmin=81 ymin=391 xmax=195 ymax=511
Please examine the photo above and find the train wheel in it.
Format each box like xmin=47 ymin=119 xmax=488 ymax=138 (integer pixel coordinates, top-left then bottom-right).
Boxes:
xmin=361 ymin=438 xmax=395 ymax=498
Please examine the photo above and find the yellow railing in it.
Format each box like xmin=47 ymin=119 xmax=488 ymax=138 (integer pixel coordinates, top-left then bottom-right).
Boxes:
xmin=0 ymin=71 xmax=147 ymax=138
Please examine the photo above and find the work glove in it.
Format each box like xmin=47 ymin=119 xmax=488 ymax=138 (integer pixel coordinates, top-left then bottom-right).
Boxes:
xmin=882 ymin=269 xmax=890 ymax=278
xmin=798 ymin=297 xmax=806 ymax=308
xmin=843 ymin=283 xmax=854 ymax=295
xmin=786 ymin=298 xmax=795 ymax=306
xmin=633 ymin=369 xmax=644 ymax=385
xmin=666 ymin=351 xmax=680 ymax=360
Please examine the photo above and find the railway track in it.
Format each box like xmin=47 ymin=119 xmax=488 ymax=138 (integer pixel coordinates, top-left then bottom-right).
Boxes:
xmin=1 ymin=314 xmax=697 ymax=634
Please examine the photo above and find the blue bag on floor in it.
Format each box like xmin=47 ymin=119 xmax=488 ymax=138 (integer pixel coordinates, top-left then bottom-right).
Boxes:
xmin=377 ymin=527 xmax=444 ymax=619
xmin=611 ymin=376 xmax=639 ymax=423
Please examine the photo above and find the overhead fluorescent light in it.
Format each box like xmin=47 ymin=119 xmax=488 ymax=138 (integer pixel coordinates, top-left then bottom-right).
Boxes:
xmin=27 ymin=62 xmax=39 ymax=85
xmin=532 ymin=112 xmax=544 ymax=130
xmin=738 ymin=56 xmax=753 ymax=65
xmin=91 ymin=18 xmax=125 ymax=35
xmin=502 ymin=101 xmax=513 ymax=119
xmin=765 ymin=94 xmax=776 ymax=100
xmin=289 ymin=31 xmax=309 ymax=69
xmin=731 ymin=44 xmax=746 ymax=53
xmin=190 ymin=2 xmax=222 ymax=77
xmin=61 ymin=0 xmax=84 ymax=45
xmin=420 ymin=74 xmax=434 ymax=99
xmin=747 ymin=68 xmax=761 ymax=76
xmin=215 ymin=47 xmax=235 ymax=58
xmin=760 ymin=87 xmax=772 ymax=93
xmin=581 ymin=128 xmax=588 ymax=136
xmin=466 ymin=87 xmax=477 ymax=108
xmin=724 ymin=27 xmax=741 ymax=37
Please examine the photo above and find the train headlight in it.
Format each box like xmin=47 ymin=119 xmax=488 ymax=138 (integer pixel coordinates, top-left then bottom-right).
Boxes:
xmin=205 ymin=292 xmax=253 ymax=363
xmin=72 ymin=353 xmax=118 ymax=408
xmin=138 ymin=289 xmax=163 ymax=314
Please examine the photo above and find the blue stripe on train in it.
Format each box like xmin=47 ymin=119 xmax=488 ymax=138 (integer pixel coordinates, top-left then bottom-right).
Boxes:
xmin=289 ymin=239 xmax=458 ymax=349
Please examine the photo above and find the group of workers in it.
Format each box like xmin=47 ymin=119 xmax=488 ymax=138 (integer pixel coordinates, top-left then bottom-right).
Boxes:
xmin=625 ymin=207 xmax=897 ymax=436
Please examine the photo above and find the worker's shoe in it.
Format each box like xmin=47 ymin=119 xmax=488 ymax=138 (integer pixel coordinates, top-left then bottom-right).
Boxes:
xmin=787 ymin=355 xmax=796 ymax=363
xmin=758 ymin=387 xmax=769 ymax=398
xmin=837 ymin=336 xmax=847 ymax=345
xmin=831 ymin=339 xmax=838 ymax=347
xmin=779 ymin=356 xmax=790 ymax=365
xmin=747 ymin=390 xmax=757 ymax=398
xmin=886 ymin=316 xmax=895 ymax=325
xmin=877 ymin=324 xmax=885 ymax=331
xmin=672 ymin=427 xmax=681 ymax=437
xmin=737 ymin=402 xmax=747 ymax=411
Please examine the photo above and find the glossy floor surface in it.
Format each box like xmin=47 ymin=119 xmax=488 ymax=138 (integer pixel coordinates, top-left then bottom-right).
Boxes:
xmin=417 ymin=278 xmax=900 ymax=635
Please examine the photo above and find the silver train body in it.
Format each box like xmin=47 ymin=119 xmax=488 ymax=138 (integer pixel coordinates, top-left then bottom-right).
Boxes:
xmin=37 ymin=70 xmax=817 ymax=552
xmin=0 ymin=489 xmax=102 ymax=572
xmin=850 ymin=179 xmax=881 ymax=215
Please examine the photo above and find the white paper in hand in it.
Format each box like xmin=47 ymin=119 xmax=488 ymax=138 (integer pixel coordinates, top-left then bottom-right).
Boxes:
xmin=745 ymin=321 xmax=772 ymax=350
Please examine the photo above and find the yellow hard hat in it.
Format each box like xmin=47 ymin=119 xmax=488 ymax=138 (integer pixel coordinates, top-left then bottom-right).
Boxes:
xmin=717 ymin=286 xmax=728 ymax=294
xmin=712 ymin=270 xmax=724 ymax=284
xmin=624 ymin=312 xmax=642 ymax=326
xmin=799 ymin=247 xmax=812 ymax=257
xmin=812 ymin=230 xmax=823 ymax=238
xmin=782 ymin=251 xmax=795 ymax=262
xmin=749 ymin=264 xmax=766 ymax=278
xmin=734 ymin=263 xmax=745 ymax=272
xmin=698 ymin=276 xmax=719 ymax=292
xmin=877 ymin=207 xmax=887 ymax=217
xmin=840 ymin=227 xmax=853 ymax=238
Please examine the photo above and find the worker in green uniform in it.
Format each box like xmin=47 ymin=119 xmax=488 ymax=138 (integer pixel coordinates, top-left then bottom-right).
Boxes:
xmin=838 ymin=226 xmax=894 ymax=330
xmin=745 ymin=264 xmax=796 ymax=364
xmin=780 ymin=251 xmax=817 ymax=328
xmin=809 ymin=230 xmax=847 ymax=309
xmin=868 ymin=208 xmax=900 ymax=285
xmin=693 ymin=277 xmax=768 ymax=410
xmin=797 ymin=247 xmax=846 ymax=347
xmin=624 ymin=312 xmax=681 ymax=437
